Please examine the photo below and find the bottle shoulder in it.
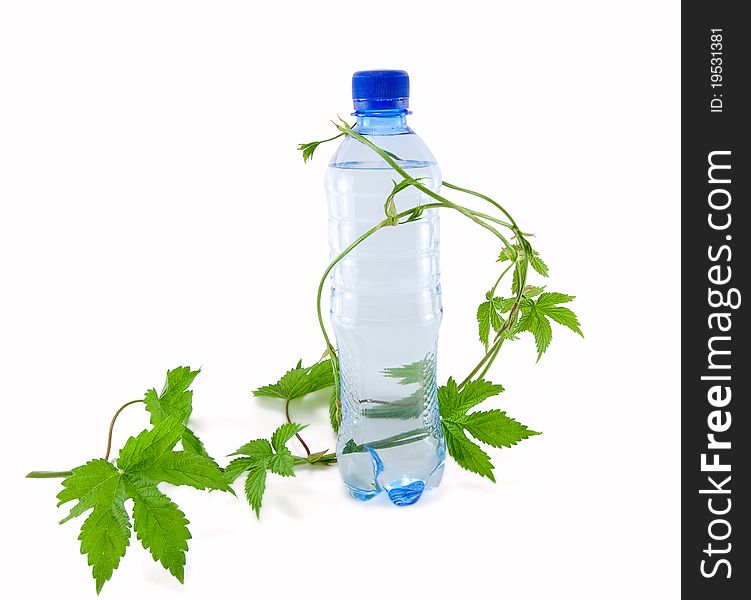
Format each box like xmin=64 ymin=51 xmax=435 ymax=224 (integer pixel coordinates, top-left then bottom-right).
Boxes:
xmin=328 ymin=131 xmax=440 ymax=173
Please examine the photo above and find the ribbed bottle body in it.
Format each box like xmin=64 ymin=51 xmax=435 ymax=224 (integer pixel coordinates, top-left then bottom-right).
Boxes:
xmin=327 ymin=130 xmax=445 ymax=506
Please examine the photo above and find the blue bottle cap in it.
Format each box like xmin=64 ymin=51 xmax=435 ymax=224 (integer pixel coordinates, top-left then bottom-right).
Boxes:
xmin=352 ymin=70 xmax=409 ymax=113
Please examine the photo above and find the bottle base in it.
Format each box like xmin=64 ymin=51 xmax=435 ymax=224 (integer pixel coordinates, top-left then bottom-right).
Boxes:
xmin=345 ymin=478 xmax=426 ymax=506
xmin=387 ymin=479 xmax=425 ymax=506
xmin=345 ymin=484 xmax=381 ymax=502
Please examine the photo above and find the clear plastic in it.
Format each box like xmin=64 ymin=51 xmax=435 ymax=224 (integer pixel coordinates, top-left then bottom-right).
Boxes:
xmin=327 ymin=112 xmax=445 ymax=506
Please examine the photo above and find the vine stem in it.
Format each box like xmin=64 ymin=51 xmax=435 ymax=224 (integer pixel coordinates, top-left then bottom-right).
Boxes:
xmin=285 ymin=398 xmax=311 ymax=457
xmin=26 ymin=470 xmax=73 ymax=478
xmin=338 ymin=121 xmax=535 ymax=386
xmin=459 ymin=247 xmax=530 ymax=389
xmin=337 ymin=123 xmax=519 ymax=255
xmin=27 ymin=398 xmax=147 ymax=478
xmin=489 ymin=263 xmax=514 ymax=298
xmin=292 ymin=453 xmax=337 ymax=466
xmin=442 ymin=181 xmax=518 ymax=228
xmin=104 ymin=399 xmax=145 ymax=461
xmin=458 ymin=307 xmax=514 ymax=389
xmin=318 ymin=121 xmax=532 ymax=406
xmin=315 ymin=203 xmax=443 ymax=365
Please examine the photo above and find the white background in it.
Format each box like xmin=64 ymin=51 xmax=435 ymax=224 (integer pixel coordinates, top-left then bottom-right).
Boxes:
xmin=0 ymin=1 xmax=680 ymax=598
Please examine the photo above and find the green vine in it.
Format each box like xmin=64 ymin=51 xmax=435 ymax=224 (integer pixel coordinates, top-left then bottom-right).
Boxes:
xmin=26 ymin=119 xmax=582 ymax=594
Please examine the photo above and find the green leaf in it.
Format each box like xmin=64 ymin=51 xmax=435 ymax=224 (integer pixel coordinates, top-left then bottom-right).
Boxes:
xmin=125 ymin=475 xmax=190 ymax=583
xmin=117 ymin=415 xmax=185 ymax=473
xmin=143 ymin=367 xmax=207 ymax=457
xmin=244 ymin=465 xmax=267 ymax=518
xmin=517 ymin=292 xmax=583 ymax=360
xmin=57 ymin=459 xmax=124 ymax=524
xmin=223 ymin=457 xmax=254 ymax=484
xmin=57 ymin=460 xmax=130 ymax=593
xmin=522 ymin=285 xmax=546 ymax=298
xmin=437 ymin=377 xmax=537 ymax=481
xmin=476 ymin=296 xmax=512 ymax=350
xmin=253 ymin=359 xmax=335 ymax=402
xmin=79 ymin=497 xmax=131 ymax=594
xmin=477 ymin=299 xmax=500 ymax=349
xmin=230 ymin=438 xmax=273 ymax=462
xmin=461 ymin=410 xmax=540 ymax=448
xmin=438 ymin=377 xmax=504 ymax=421
xmin=298 ymin=140 xmax=324 ymax=163
xmin=117 ymin=416 xmax=231 ymax=496
xmin=268 ymin=447 xmax=295 ymax=477
xmin=517 ymin=308 xmax=553 ymax=358
xmin=144 ymin=367 xmax=200 ymax=424
xmin=118 ymin=418 xmax=233 ymax=496
xmin=181 ymin=426 xmax=211 ymax=459
xmin=307 ymin=450 xmax=331 ymax=464
xmin=134 ymin=451 xmax=233 ymax=493
xmin=225 ymin=425 xmax=303 ymax=515
xmin=329 ymin=388 xmax=341 ymax=433
xmin=497 ymin=246 xmax=518 ymax=262
xmin=529 ymin=250 xmax=549 ymax=277
xmin=271 ymin=422 xmax=306 ymax=452
xmin=54 ymin=367 xmax=233 ymax=592
xmin=442 ymin=422 xmax=495 ymax=482
xmin=498 ymin=241 xmax=544 ymax=294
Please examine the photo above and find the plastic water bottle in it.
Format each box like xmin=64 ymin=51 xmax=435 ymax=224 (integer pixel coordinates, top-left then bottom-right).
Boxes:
xmin=327 ymin=70 xmax=445 ymax=506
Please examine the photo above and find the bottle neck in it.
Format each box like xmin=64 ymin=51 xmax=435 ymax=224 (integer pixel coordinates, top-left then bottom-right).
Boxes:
xmin=353 ymin=109 xmax=410 ymax=135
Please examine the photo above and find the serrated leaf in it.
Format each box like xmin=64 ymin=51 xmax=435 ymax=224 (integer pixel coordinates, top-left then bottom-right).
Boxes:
xmin=268 ymin=447 xmax=295 ymax=477
xmin=143 ymin=367 xmax=205 ymax=456
xmin=223 ymin=457 xmax=254 ymax=484
xmin=79 ymin=497 xmax=131 ymax=594
xmin=298 ymin=140 xmax=323 ymax=163
xmin=230 ymin=438 xmax=273 ymax=462
xmin=125 ymin=475 xmax=190 ymax=583
xmin=476 ymin=300 xmax=502 ymax=349
xmin=499 ymin=242 xmax=540 ymax=295
xmin=442 ymin=422 xmax=495 ymax=481
xmin=529 ymin=250 xmax=549 ymax=277
xmin=181 ymin=426 xmax=211 ymax=458
xmin=518 ymin=292 xmax=582 ymax=360
xmin=117 ymin=415 xmax=185 ymax=472
xmin=497 ymin=246 xmax=518 ymax=262
xmin=253 ymin=360 xmax=335 ymax=401
xmin=460 ymin=410 xmax=540 ymax=448
xmin=58 ymin=462 xmax=130 ymax=593
xmin=476 ymin=295 xmax=515 ymax=350
xmin=144 ymin=367 xmax=200 ymax=424
xmin=329 ymin=388 xmax=341 ymax=433
xmin=244 ymin=466 xmax=267 ymax=518
xmin=57 ymin=460 xmax=124 ymax=524
xmin=537 ymin=291 xmax=576 ymax=305
xmin=134 ymin=451 xmax=233 ymax=493
xmin=271 ymin=422 xmax=306 ymax=452
xmin=438 ymin=377 xmax=504 ymax=421
xmin=437 ymin=377 xmax=537 ymax=482
xmin=53 ymin=368 xmax=229 ymax=592
xmin=522 ymin=285 xmax=546 ymax=298
xmin=517 ymin=308 xmax=553 ymax=358
xmin=225 ymin=426 xmax=303 ymax=515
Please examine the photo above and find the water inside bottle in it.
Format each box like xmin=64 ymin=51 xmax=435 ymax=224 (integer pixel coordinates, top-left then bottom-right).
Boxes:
xmin=328 ymin=161 xmax=445 ymax=505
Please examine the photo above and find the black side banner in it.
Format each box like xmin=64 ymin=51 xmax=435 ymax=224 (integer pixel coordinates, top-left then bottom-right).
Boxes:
xmin=682 ymin=2 xmax=749 ymax=597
